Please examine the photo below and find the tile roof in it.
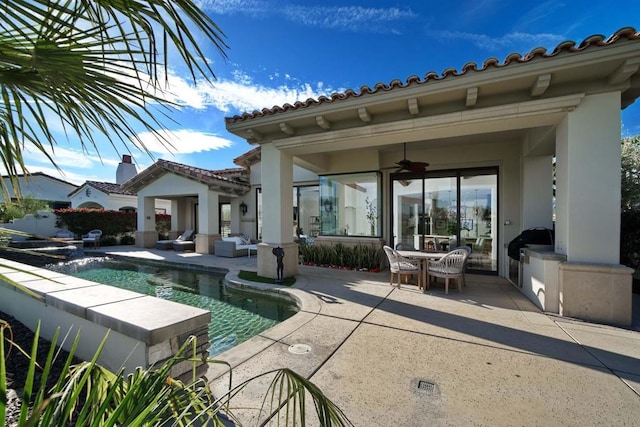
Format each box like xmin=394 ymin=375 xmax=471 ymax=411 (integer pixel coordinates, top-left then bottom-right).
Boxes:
xmin=122 ymin=159 xmax=250 ymax=194
xmin=69 ymin=181 xmax=135 ymax=197
xmin=2 ymin=172 xmax=79 ymax=189
xmin=225 ymin=27 xmax=640 ymax=124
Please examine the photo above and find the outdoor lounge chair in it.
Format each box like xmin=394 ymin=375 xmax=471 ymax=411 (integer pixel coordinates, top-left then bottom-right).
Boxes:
xmin=427 ymin=248 xmax=469 ymax=294
xmin=82 ymin=229 xmax=102 ymax=248
xmin=383 ymin=245 xmax=421 ymax=289
xmin=155 ymin=230 xmax=194 ymax=250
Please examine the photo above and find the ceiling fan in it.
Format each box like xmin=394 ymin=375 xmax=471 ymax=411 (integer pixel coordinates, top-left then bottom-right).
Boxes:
xmin=381 ymin=143 xmax=429 ymax=173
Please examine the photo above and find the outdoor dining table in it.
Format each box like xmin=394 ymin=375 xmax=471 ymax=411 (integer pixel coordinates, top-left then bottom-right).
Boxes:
xmin=396 ymin=250 xmax=448 ymax=291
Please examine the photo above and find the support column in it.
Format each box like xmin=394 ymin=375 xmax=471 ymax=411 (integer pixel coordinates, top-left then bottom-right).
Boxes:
xmin=554 ymin=91 xmax=631 ymax=326
xmin=196 ymin=190 xmax=220 ymax=254
xmin=135 ymin=196 xmax=157 ymax=248
xmin=555 ymin=92 xmax=621 ymax=263
xmin=257 ymin=143 xmax=298 ymax=279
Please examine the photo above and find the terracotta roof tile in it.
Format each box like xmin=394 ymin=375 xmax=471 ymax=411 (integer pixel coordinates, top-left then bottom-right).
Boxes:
xmin=122 ymin=159 xmax=250 ymax=193
xmin=225 ymin=27 xmax=640 ymax=124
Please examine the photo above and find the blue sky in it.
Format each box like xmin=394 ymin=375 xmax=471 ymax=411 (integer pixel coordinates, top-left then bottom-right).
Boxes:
xmin=24 ymin=0 xmax=640 ymax=185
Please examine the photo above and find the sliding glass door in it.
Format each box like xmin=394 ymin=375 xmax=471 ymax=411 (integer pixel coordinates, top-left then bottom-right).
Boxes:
xmin=391 ymin=167 xmax=498 ymax=273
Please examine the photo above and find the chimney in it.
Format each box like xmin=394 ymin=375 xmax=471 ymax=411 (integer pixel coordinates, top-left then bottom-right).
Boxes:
xmin=116 ymin=154 xmax=137 ymax=185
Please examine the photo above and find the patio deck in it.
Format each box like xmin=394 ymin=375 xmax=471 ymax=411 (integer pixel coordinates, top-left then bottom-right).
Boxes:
xmin=95 ymin=246 xmax=640 ymax=426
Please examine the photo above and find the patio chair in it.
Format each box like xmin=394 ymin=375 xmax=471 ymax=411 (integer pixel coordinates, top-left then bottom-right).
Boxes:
xmin=452 ymin=245 xmax=472 ymax=287
xmin=383 ymin=245 xmax=421 ymax=289
xmin=82 ymin=229 xmax=102 ymax=248
xmin=156 ymin=229 xmax=193 ymax=250
xmin=395 ymin=242 xmax=417 ymax=251
xmin=427 ymin=248 xmax=469 ymax=294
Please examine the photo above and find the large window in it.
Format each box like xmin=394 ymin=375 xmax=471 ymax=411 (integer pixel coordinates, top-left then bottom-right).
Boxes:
xmin=256 ymin=185 xmax=320 ymax=240
xmin=319 ymin=172 xmax=381 ymax=237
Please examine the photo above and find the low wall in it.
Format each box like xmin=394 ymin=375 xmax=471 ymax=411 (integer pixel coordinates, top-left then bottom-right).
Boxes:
xmin=559 ymin=262 xmax=633 ymax=326
xmin=0 ymin=258 xmax=210 ymax=379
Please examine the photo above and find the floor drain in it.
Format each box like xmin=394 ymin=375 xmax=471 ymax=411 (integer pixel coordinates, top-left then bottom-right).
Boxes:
xmin=288 ymin=343 xmax=311 ymax=354
xmin=417 ymin=380 xmax=436 ymax=394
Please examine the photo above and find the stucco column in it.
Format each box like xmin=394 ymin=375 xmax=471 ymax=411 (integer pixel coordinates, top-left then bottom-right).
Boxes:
xmin=257 ymin=143 xmax=298 ymax=279
xmin=555 ymin=92 xmax=621 ymax=264
xmin=522 ymin=155 xmax=554 ymax=230
xmin=135 ymin=196 xmax=157 ymax=248
xmin=196 ymin=190 xmax=220 ymax=254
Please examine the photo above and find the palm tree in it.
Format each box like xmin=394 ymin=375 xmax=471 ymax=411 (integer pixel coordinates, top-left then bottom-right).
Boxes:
xmin=0 ymin=0 xmax=227 ymax=200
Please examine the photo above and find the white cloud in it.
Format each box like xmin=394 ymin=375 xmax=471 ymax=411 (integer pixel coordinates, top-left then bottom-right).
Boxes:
xmin=197 ymin=0 xmax=268 ymax=15
xmin=430 ymin=29 xmax=566 ymax=52
xmin=199 ymin=1 xmax=416 ymax=33
xmin=131 ymin=129 xmax=233 ymax=155
xmin=23 ymin=145 xmax=121 ymax=170
xmin=157 ymin=69 xmax=336 ymax=114
xmin=282 ymin=5 xmax=417 ymax=32
xmin=20 ymin=164 xmax=105 ymax=185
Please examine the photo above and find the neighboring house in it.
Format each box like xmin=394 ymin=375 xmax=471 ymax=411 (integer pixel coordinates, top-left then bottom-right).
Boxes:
xmin=122 ymin=159 xmax=250 ymax=254
xmin=1 ymin=172 xmax=77 ymax=209
xmin=69 ymin=155 xmax=171 ymax=214
xmin=223 ymin=27 xmax=640 ymax=326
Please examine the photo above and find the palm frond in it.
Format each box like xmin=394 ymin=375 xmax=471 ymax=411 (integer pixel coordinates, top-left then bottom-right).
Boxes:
xmin=0 ymin=0 xmax=227 ymax=201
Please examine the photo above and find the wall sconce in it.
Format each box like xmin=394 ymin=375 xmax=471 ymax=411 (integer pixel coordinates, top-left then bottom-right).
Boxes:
xmin=240 ymin=201 xmax=248 ymax=216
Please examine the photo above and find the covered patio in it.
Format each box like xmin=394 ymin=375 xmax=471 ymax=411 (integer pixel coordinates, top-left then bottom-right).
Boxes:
xmin=123 ymin=159 xmax=250 ymax=254
xmin=225 ymin=28 xmax=640 ymax=326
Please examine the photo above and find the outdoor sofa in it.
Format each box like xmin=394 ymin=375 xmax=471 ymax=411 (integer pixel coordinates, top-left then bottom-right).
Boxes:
xmin=215 ymin=235 xmax=258 ymax=258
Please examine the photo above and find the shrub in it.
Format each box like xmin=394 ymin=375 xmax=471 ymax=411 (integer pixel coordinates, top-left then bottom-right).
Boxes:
xmin=120 ymin=235 xmax=135 ymax=245
xmin=299 ymin=241 xmax=383 ymax=271
xmin=101 ymin=236 xmax=118 ymax=246
xmin=54 ymin=209 xmax=171 ymax=239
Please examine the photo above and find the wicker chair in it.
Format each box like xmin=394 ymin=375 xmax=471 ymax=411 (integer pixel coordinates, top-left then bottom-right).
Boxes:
xmin=395 ymin=242 xmax=417 ymax=251
xmin=427 ymin=248 xmax=469 ymax=294
xmin=452 ymin=245 xmax=472 ymax=287
xmin=383 ymin=245 xmax=421 ymax=289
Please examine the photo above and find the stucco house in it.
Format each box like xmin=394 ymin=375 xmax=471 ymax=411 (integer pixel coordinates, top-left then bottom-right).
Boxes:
xmin=221 ymin=27 xmax=640 ymax=326
xmin=69 ymin=155 xmax=171 ymax=214
xmin=1 ymin=172 xmax=77 ymax=209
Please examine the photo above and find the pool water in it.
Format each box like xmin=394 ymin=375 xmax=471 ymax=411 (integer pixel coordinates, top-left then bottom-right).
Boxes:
xmin=45 ymin=257 xmax=297 ymax=356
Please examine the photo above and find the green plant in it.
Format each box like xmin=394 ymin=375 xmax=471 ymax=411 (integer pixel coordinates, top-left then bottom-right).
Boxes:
xmin=120 ymin=235 xmax=135 ymax=245
xmin=299 ymin=242 xmax=383 ymax=271
xmin=0 ymin=321 xmax=352 ymax=426
xmin=101 ymin=236 xmax=118 ymax=246
xmin=238 ymin=270 xmax=296 ymax=286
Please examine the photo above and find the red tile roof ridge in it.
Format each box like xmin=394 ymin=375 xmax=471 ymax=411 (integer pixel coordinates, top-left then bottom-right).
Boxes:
xmin=225 ymin=26 xmax=639 ymax=124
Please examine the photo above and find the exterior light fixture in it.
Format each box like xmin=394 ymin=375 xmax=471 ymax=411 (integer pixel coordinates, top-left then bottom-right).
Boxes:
xmin=240 ymin=201 xmax=248 ymax=216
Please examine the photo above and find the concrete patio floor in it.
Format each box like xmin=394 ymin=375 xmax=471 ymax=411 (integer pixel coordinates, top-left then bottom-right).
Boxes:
xmin=97 ymin=246 xmax=640 ymax=426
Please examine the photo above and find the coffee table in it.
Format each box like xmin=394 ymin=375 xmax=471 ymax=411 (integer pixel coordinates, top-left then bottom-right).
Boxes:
xmin=247 ymin=244 xmax=258 ymax=258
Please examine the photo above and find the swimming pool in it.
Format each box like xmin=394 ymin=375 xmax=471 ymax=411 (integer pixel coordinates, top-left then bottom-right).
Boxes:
xmin=45 ymin=257 xmax=298 ymax=356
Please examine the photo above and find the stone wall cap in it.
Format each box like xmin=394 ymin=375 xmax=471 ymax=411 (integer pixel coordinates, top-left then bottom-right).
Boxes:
xmin=559 ymin=262 xmax=634 ymax=274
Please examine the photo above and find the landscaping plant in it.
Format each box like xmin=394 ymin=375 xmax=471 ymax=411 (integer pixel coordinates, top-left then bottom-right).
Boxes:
xmin=1 ymin=320 xmax=353 ymax=426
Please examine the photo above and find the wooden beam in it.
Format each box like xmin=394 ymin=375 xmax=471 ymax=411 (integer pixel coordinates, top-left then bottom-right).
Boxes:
xmin=609 ymin=57 xmax=640 ymax=85
xmin=358 ymin=107 xmax=371 ymax=122
xmin=530 ymin=74 xmax=551 ymax=97
xmin=279 ymin=122 xmax=295 ymax=135
xmin=316 ymin=115 xmax=331 ymax=130
xmin=408 ymin=98 xmax=419 ymax=115
xmin=466 ymin=87 xmax=478 ymax=107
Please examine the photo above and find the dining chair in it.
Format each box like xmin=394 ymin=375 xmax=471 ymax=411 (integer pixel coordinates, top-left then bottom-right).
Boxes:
xmin=383 ymin=245 xmax=421 ymax=289
xmin=427 ymin=248 xmax=469 ymax=294
xmin=395 ymin=242 xmax=417 ymax=251
xmin=453 ymin=246 xmax=472 ymax=287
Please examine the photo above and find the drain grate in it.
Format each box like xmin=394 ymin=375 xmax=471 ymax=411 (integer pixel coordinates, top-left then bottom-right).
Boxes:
xmin=417 ymin=380 xmax=436 ymax=394
xmin=288 ymin=343 xmax=311 ymax=354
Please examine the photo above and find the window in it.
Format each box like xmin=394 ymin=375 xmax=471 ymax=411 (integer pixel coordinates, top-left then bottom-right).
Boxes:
xmin=319 ymin=172 xmax=381 ymax=237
